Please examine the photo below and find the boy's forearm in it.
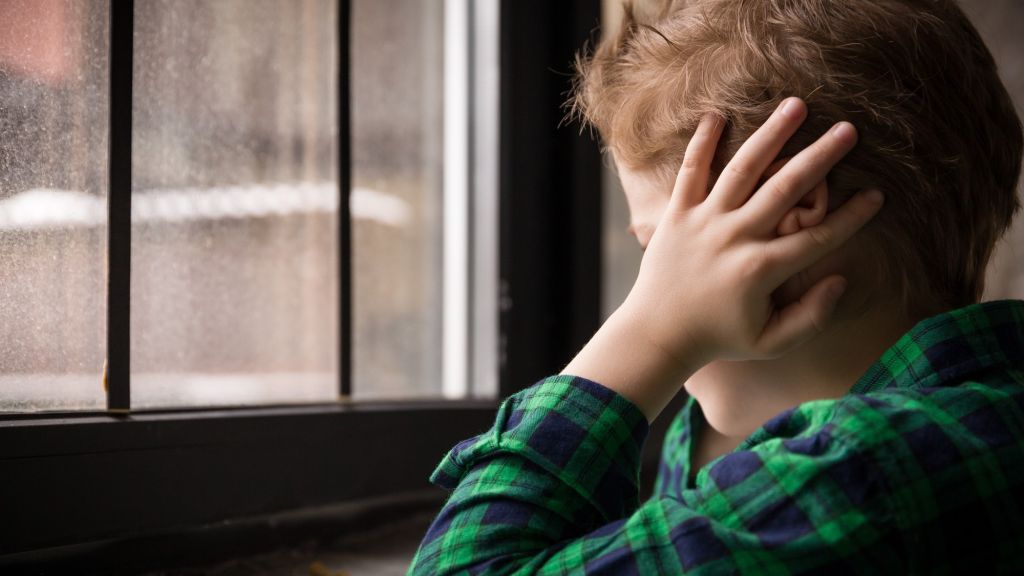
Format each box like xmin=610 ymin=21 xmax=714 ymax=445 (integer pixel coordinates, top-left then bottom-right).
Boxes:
xmin=560 ymin=302 xmax=701 ymax=423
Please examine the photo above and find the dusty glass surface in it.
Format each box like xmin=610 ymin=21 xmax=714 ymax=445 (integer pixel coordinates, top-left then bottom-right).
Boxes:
xmin=0 ymin=0 xmax=109 ymax=412
xmin=131 ymin=0 xmax=339 ymax=408
xmin=350 ymin=0 xmax=445 ymax=399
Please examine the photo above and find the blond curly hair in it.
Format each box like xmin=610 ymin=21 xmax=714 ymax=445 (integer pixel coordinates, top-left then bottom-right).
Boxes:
xmin=570 ymin=0 xmax=1022 ymax=318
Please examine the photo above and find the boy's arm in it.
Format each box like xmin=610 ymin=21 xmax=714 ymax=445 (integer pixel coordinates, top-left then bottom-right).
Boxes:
xmin=408 ymin=375 xmax=903 ymax=575
xmin=410 ymin=99 xmax=889 ymax=573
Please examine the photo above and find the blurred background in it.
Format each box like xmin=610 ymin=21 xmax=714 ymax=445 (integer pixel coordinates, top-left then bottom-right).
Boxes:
xmin=0 ymin=0 xmax=448 ymax=410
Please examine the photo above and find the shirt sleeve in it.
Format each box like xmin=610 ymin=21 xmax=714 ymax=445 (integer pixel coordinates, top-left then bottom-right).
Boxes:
xmin=408 ymin=375 xmax=907 ymax=575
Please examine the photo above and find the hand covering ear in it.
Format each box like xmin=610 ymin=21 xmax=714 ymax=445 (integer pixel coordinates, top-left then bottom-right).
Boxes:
xmin=761 ymin=157 xmax=829 ymax=236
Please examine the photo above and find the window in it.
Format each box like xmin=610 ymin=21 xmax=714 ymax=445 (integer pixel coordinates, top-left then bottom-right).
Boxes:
xmin=131 ymin=0 xmax=340 ymax=408
xmin=351 ymin=0 xmax=445 ymax=400
xmin=0 ymin=0 xmax=109 ymax=411
xmin=2 ymin=0 xmax=604 ymax=567
xmin=0 ymin=0 xmax=501 ymax=411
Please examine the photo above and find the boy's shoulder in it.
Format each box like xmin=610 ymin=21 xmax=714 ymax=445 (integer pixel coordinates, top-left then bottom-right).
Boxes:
xmin=761 ymin=375 xmax=1024 ymax=449
xmin=759 ymin=298 xmax=1024 ymax=449
xmin=675 ymin=298 xmax=1024 ymax=508
xmin=674 ymin=372 xmax=1024 ymax=492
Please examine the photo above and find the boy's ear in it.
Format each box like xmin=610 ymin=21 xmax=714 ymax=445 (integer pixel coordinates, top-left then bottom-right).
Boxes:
xmin=776 ymin=180 xmax=828 ymax=236
xmin=759 ymin=156 xmax=828 ymax=237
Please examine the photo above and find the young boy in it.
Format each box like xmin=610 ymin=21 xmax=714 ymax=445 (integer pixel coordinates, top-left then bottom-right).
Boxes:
xmin=410 ymin=0 xmax=1024 ymax=573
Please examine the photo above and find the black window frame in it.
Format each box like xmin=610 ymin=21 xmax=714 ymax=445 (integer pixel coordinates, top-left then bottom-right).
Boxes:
xmin=1 ymin=0 xmax=621 ymax=570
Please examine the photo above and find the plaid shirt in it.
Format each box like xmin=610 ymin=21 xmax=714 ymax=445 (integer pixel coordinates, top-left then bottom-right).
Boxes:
xmin=409 ymin=300 xmax=1024 ymax=574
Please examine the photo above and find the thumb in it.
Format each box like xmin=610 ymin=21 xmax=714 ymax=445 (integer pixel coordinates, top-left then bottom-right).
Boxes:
xmin=757 ymin=275 xmax=847 ymax=355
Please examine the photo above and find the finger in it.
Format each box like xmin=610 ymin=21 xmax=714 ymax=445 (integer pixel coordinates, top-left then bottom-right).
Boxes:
xmin=763 ymin=188 xmax=885 ymax=286
xmin=762 ymin=156 xmax=793 ymax=181
xmin=763 ymin=158 xmax=799 ymax=235
xmin=708 ymin=97 xmax=807 ymax=211
xmin=668 ymin=113 xmax=726 ymax=213
xmin=757 ymin=275 xmax=848 ymax=355
xmin=741 ymin=121 xmax=858 ymax=234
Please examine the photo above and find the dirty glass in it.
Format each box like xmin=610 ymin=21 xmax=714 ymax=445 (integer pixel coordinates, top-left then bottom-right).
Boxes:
xmin=0 ymin=0 xmax=109 ymax=412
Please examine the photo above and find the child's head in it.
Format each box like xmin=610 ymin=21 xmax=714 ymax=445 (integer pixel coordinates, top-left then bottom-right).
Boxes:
xmin=571 ymin=0 xmax=1023 ymax=320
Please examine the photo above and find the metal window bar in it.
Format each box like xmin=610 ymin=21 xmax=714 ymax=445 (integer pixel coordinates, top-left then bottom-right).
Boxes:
xmin=106 ymin=0 xmax=134 ymax=413
xmin=338 ymin=0 xmax=353 ymax=400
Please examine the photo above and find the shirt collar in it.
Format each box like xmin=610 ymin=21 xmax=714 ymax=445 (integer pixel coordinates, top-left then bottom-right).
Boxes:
xmin=847 ymin=299 xmax=1024 ymax=395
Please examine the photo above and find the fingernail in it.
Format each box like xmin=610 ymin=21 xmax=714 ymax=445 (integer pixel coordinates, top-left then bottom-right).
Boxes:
xmin=830 ymin=122 xmax=856 ymax=142
xmin=702 ymin=112 xmax=723 ymax=130
xmin=779 ymin=98 xmax=802 ymax=118
xmin=829 ymin=279 xmax=848 ymax=301
xmin=866 ymin=189 xmax=884 ymax=204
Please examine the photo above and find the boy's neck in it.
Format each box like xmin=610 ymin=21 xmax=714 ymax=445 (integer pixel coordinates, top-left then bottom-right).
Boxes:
xmin=684 ymin=300 xmax=917 ymax=439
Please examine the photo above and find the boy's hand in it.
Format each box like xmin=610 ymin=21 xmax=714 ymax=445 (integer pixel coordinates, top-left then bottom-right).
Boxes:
xmin=562 ymin=97 xmax=884 ymax=421
xmin=624 ymin=96 xmax=884 ymax=364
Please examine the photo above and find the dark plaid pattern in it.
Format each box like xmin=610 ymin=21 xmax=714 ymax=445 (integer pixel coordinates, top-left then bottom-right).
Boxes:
xmin=409 ymin=300 xmax=1024 ymax=574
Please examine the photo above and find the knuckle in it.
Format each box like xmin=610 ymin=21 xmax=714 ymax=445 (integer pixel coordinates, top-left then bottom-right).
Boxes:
xmin=740 ymin=248 xmax=769 ymax=278
xmin=726 ymin=162 xmax=752 ymax=181
xmin=806 ymin=225 xmax=832 ymax=248
xmin=681 ymin=153 xmax=704 ymax=171
xmin=763 ymin=178 xmax=792 ymax=204
xmin=807 ymin=139 xmax=841 ymax=170
xmin=757 ymin=243 xmax=779 ymax=272
xmin=810 ymin=137 xmax=836 ymax=158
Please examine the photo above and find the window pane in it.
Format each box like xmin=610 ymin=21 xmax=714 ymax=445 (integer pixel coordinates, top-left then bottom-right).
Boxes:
xmin=0 ymin=0 xmax=108 ymax=412
xmin=131 ymin=0 xmax=338 ymax=408
xmin=351 ymin=0 xmax=445 ymax=398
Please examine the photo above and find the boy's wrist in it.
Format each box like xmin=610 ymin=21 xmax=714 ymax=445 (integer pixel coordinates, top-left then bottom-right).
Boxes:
xmin=560 ymin=302 xmax=704 ymax=422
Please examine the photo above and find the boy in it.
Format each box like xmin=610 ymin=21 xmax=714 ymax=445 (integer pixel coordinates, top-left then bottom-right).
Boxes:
xmin=410 ymin=0 xmax=1024 ymax=573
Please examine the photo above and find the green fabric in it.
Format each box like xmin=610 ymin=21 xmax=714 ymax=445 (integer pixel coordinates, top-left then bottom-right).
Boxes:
xmin=410 ymin=300 xmax=1024 ymax=574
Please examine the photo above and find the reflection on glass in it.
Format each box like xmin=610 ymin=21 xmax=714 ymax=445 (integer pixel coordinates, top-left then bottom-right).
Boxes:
xmin=0 ymin=0 xmax=108 ymax=412
xmin=131 ymin=0 xmax=338 ymax=408
xmin=351 ymin=0 xmax=445 ymax=399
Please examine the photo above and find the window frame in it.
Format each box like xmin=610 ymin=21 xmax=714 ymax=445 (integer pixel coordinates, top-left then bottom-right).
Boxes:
xmin=0 ymin=0 xmax=608 ymax=568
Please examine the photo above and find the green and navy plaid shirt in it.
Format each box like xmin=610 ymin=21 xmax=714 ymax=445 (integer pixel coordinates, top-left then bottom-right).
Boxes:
xmin=409 ymin=300 xmax=1024 ymax=574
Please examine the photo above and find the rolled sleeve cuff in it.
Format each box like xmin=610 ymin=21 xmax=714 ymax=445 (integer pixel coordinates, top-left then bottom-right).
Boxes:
xmin=430 ymin=374 xmax=650 ymax=521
